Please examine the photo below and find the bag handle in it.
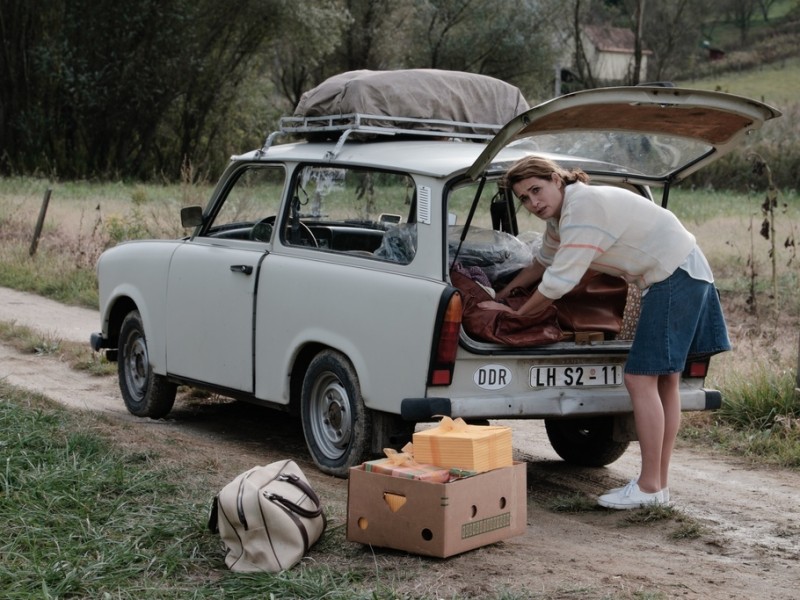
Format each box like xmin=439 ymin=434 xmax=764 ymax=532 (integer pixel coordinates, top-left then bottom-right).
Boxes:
xmin=208 ymin=496 xmax=220 ymax=533
xmin=265 ymin=473 xmax=323 ymax=519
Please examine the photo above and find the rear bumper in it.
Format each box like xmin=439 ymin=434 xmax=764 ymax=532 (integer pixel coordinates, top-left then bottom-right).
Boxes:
xmin=402 ymin=386 xmax=722 ymax=421
xmin=90 ymin=332 xmax=118 ymax=361
xmin=90 ymin=332 xmax=108 ymax=352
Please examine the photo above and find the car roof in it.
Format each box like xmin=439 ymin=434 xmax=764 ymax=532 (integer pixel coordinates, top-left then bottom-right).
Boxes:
xmin=236 ymin=139 xmax=493 ymax=179
xmin=236 ymin=140 xmax=631 ymax=182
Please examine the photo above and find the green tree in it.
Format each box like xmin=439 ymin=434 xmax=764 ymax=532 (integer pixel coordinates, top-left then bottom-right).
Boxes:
xmin=401 ymin=0 xmax=560 ymax=101
xmin=267 ymin=0 xmax=353 ymax=111
xmin=726 ymin=0 xmax=759 ymax=43
xmin=0 ymin=0 xmax=280 ymax=179
xmin=640 ymin=0 xmax=704 ymax=81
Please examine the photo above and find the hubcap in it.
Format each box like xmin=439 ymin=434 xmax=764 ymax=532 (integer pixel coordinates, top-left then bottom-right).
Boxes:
xmin=124 ymin=333 xmax=149 ymax=401
xmin=310 ymin=372 xmax=352 ymax=460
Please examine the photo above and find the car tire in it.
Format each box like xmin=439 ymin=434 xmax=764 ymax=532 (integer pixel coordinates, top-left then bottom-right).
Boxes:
xmin=301 ymin=349 xmax=372 ymax=477
xmin=544 ymin=417 xmax=629 ymax=467
xmin=118 ymin=310 xmax=177 ymax=418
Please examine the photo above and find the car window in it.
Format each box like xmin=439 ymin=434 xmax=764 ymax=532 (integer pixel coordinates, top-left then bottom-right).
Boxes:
xmin=203 ymin=165 xmax=286 ymax=241
xmin=447 ymin=177 xmax=541 ymax=284
xmin=286 ymin=165 xmax=417 ymax=264
xmin=510 ymin=132 xmax=709 ymax=179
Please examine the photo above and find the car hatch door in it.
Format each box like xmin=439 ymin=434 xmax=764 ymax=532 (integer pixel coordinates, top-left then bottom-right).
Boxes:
xmin=466 ymin=86 xmax=781 ymax=185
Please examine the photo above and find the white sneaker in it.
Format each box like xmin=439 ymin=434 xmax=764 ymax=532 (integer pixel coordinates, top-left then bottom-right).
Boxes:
xmin=598 ymin=479 xmax=663 ymax=510
xmin=607 ymin=478 xmax=670 ymax=504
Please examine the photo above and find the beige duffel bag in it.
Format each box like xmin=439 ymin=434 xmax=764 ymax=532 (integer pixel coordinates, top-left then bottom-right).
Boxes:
xmin=208 ymin=459 xmax=326 ymax=572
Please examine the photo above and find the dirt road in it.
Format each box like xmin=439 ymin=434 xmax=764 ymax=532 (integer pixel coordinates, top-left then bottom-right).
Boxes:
xmin=1 ymin=286 xmax=798 ymax=599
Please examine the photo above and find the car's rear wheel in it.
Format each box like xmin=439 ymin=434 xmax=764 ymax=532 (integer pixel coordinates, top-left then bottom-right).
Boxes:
xmin=544 ymin=416 xmax=629 ymax=467
xmin=301 ymin=350 xmax=372 ymax=477
xmin=118 ymin=310 xmax=177 ymax=418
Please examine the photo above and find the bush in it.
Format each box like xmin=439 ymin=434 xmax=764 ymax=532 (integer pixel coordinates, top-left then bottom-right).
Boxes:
xmin=718 ymin=367 xmax=799 ymax=431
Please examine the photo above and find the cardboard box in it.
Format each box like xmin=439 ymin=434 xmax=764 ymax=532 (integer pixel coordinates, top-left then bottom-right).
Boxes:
xmin=346 ymin=462 xmax=527 ymax=558
xmin=412 ymin=420 xmax=513 ymax=472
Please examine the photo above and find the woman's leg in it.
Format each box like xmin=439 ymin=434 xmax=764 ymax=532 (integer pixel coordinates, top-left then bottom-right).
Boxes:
xmin=657 ymin=372 xmax=682 ymax=489
xmin=624 ymin=372 xmax=664 ymax=493
xmin=624 ymin=371 xmax=682 ymax=494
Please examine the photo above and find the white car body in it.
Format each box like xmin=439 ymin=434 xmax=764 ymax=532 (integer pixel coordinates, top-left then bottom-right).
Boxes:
xmin=92 ymin=84 xmax=780 ymax=476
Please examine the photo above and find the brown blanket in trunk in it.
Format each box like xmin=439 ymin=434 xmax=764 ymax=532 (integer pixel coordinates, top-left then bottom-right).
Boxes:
xmin=451 ymin=269 xmax=628 ymax=347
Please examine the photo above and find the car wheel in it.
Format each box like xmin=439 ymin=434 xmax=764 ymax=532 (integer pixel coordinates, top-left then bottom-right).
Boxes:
xmin=118 ymin=310 xmax=177 ymax=418
xmin=301 ymin=350 xmax=372 ymax=477
xmin=544 ymin=417 xmax=629 ymax=467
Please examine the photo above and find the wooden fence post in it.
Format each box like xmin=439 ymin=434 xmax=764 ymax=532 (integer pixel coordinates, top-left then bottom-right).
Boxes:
xmin=796 ymin=333 xmax=799 ymax=398
xmin=29 ymin=188 xmax=52 ymax=256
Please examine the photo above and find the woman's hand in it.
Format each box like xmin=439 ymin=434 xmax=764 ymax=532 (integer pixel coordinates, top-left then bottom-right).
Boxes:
xmin=478 ymin=300 xmax=515 ymax=314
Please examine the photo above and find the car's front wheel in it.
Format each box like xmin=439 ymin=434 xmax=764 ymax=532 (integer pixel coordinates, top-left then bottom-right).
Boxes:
xmin=544 ymin=416 xmax=629 ymax=467
xmin=301 ymin=350 xmax=372 ymax=477
xmin=118 ymin=310 xmax=177 ymax=418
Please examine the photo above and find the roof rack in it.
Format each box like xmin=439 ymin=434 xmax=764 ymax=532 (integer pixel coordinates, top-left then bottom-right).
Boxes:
xmin=260 ymin=113 xmax=503 ymax=159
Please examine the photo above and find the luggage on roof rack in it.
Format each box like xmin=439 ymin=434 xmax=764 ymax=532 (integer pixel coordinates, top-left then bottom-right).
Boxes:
xmin=282 ymin=69 xmax=530 ymax=144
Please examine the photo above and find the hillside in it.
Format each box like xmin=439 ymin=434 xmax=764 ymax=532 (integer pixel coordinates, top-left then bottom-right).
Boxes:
xmin=677 ymin=16 xmax=800 ymax=109
xmin=679 ymin=55 xmax=800 ymax=109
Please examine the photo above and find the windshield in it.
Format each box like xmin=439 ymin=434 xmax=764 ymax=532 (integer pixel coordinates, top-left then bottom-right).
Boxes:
xmin=508 ymin=131 xmax=714 ymax=180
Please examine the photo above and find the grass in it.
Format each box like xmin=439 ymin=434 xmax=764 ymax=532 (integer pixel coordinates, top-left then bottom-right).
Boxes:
xmin=0 ymin=321 xmax=114 ymax=376
xmin=667 ymin=186 xmax=800 ymax=313
xmin=0 ymin=384 xmax=435 ymax=599
xmin=0 ymin=176 xmax=207 ymax=309
xmin=683 ymin=366 xmax=800 ymax=469
xmin=547 ymin=493 xmax=596 ymax=513
xmin=620 ymin=504 xmax=709 ymax=542
xmin=718 ymin=365 xmax=799 ymax=430
xmin=1 ymin=387 xmax=212 ymax=599
xmin=681 ymin=55 xmax=800 ymax=108
xmin=548 ymin=493 xmax=710 ymax=543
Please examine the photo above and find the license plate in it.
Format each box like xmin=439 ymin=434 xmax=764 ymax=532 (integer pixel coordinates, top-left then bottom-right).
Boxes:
xmin=530 ymin=364 xmax=623 ymax=388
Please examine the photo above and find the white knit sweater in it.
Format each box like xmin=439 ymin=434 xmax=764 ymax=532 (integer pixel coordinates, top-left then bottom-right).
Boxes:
xmin=537 ymin=181 xmax=696 ymax=300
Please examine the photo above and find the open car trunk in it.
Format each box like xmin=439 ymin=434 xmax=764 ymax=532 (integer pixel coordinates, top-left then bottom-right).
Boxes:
xmin=450 ymin=86 xmax=781 ymax=348
xmin=449 ymin=230 xmax=637 ymax=348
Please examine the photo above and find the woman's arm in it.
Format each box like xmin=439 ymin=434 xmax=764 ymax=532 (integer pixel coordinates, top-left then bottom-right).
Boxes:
xmin=479 ymin=288 xmax=554 ymax=318
xmin=512 ymin=288 xmax=554 ymax=317
xmin=495 ymin=259 xmax=546 ymax=301
xmin=479 ymin=259 xmax=554 ymax=317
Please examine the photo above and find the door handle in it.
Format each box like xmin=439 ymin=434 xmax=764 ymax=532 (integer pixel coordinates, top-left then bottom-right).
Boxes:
xmin=230 ymin=264 xmax=253 ymax=275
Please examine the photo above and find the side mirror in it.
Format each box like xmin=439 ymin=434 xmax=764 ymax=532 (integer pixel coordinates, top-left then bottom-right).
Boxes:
xmin=180 ymin=206 xmax=203 ymax=228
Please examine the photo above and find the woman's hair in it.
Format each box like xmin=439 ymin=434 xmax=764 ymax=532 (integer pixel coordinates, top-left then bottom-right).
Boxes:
xmin=503 ymin=155 xmax=589 ymax=191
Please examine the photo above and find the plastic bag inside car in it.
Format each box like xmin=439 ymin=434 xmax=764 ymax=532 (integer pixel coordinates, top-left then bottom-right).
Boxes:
xmin=373 ymin=223 xmax=417 ymax=264
xmin=448 ymin=227 xmax=537 ymax=282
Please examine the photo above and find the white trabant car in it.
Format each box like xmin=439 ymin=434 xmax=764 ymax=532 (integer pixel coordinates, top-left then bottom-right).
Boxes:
xmin=91 ymin=81 xmax=779 ymax=476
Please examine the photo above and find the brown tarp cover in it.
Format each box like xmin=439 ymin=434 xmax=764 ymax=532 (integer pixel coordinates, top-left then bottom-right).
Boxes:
xmin=293 ymin=69 xmax=530 ymax=135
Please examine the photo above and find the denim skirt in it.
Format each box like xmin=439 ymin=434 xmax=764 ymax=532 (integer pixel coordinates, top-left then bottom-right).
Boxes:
xmin=625 ymin=267 xmax=732 ymax=375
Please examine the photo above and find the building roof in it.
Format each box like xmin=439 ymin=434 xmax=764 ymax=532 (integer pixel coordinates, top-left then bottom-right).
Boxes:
xmin=584 ymin=25 xmax=652 ymax=55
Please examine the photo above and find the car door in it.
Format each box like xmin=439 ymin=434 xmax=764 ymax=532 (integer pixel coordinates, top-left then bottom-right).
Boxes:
xmin=165 ymin=164 xmax=285 ymax=392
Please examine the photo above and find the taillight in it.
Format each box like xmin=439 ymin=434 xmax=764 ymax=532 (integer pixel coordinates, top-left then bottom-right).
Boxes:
xmin=684 ymin=358 xmax=709 ymax=378
xmin=428 ymin=291 xmax=462 ymax=386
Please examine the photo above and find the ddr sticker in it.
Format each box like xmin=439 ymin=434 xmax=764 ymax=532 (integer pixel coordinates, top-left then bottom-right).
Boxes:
xmin=474 ymin=364 xmax=512 ymax=390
